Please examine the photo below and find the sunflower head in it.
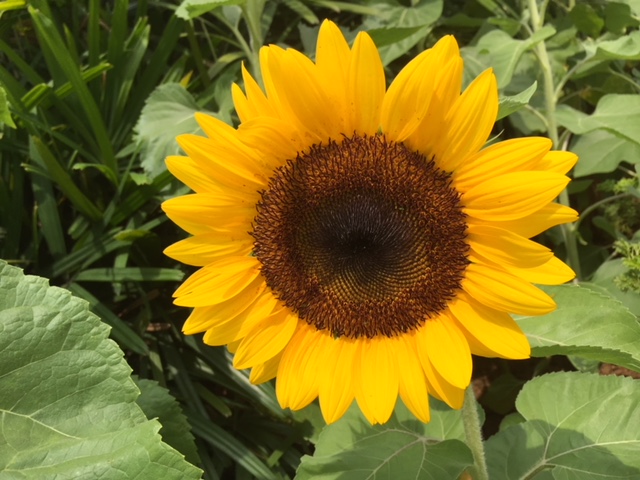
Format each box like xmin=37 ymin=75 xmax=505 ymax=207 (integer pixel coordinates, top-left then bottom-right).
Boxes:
xmin=162 ymin=20 xmax=578 ymax=425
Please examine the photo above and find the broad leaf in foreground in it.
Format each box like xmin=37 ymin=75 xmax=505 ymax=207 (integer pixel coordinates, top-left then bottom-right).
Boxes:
xmin=485 ymin=372 xmax=640 ymax=479
xmin=0 ymin=261 xmax=202 ymax=479
xmin=516 ymin=285 xmax=640 ymax=372
xmin=135 ymin=377 xmax=200 ymax=466
xmin=295 ymin=401 xmax=473 ymax=480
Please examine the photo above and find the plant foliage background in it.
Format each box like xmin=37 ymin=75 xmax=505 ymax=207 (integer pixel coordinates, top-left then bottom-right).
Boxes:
xmin=1 ymin=0 xmax=640 ymax=479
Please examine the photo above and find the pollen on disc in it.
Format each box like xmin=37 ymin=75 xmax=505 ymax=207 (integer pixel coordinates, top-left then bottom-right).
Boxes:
xmin=252 ymin=134 xmax=469 ymax=339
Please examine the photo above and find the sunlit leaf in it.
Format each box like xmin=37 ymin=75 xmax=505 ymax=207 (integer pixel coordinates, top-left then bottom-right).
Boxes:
xmin=571 ymin=129 xmax=640 ymax=177
xmin=296 ymin=401 xmax=474 ymax=479
xmin=461 ymin=26 xmax=555 ymax=88
xmin=516 ymin=285 xmax=640 ymax=372
xmin=175 ymin=0 xmax=245 ymax=20
xmin=134 ymin=83 xmax=210 ymax=177
xmin=486 ymin=372 xmax=640 ymax=479
xmin=0 ymin=261 xmax=202 ymax=479
xmin=135 ymin=377 xmax=200 ymax=465
xmin=556 ymin=94 xmax=640 ymax=147
xmin=497 ymin=81 xmax=537 ymax=120
xmin=362 ymin=0 xmax=443 ymax=65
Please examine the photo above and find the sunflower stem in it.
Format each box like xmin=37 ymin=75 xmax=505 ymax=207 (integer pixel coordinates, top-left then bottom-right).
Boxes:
xmin=462 ymin=386 xmax=489 ymax=480
xmin=527 ymin=0 xmax=582 ymax=280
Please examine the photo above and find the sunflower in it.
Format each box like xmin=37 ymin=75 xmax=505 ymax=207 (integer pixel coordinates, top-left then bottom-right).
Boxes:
xmin=162 ymin=20 xmax=577 ymax=425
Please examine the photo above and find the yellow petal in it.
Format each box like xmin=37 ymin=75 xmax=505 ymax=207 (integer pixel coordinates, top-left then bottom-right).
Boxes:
xmin=467 ymin=202 xmax=578 ymax=239
xmin=276 ymin=323 xmax=326 ymax=410
xmin=348 ymin=31 xmax=385 ymax=135
xmin=418 ymin=313 xmax=472 ymax=389
xmin=164 ymin=232 xmax=252 ymax=266
xmin=463 ymin=262 xmax=557 ymax=315
xmin=453 ymin=137 xmax=552 ymax=192
xmin=182 ymin=278 xmax=266 ymax=334
xmin=162 ymin=194 xmax=253 ymax=236
xmin=319 ymin=337 xmax=357 ymax=424
xmin=166 ymin=155 xmax=229 ymax=194
xmin=435 ymin=69 xmax=498 ymax=172
xmin=463 ymin=171 xmax=570 ymax=221
xmin=536 ymin=150 xmax=578 ymax=174
xmin=173 ymin=256 xmax=261 ymax=306
xmin=355 ymin=338 xmax=399 ymax=424
xmin=177 ymin=132 xmax=267 ymax=188
xmin=467 ymin=224 xmax=553 ymax=268
xmin=237 ymin=116 xmax=308 ymax=166
xmin=315 ymin=20 xmax=350 ymax=131
xmin=266 ymin=46 xmax=343 ymax=142
xmin=232 ymin=63 xmax=274 ymax=123
xmin=503 ymin=255 xmax=576 ymax=285
xmin=396 ymin=334 xmax=431 ymax=423
xmin=448 ymin=292 xmax=530 ymax=359
xmin=381 ymin=36 xmax=459 ymax=142
xmin=202 ymin=291 xmax=279 ymax=345
xmin=316 ymin=20 xmax=350 ymax=81
xmin=234 ymin=308 xmax=298 ymax=369
xmin=250 ymin=351 xmax=283 ymax=384
xmin=406 ymin=49 xmax=463 ymax=158
xmin=380 ymin=50 xmax=434 ymax=141
xmin=419 ymin=346 xmax=465 ymax=410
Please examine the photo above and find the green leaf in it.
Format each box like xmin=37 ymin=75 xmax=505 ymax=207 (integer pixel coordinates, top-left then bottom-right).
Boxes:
xmin=28 ymin=6 xmax=117 ymax=174
xmin=605 ymin=2 xmax=639 ymax=34
xmin=74 ymin=267 xmax=185 ymax=282
xmin=362 ymin=0 xmax=443 ymax=66
xmin=486 ymin=372 xmax=640 ymax=479
xmin=366 ymin=26 xmax=429 ymax=49
xmin=134 ymin=83 xmax=209 ymax=177
xmin=589 ymin=259 xmax=640 ymax=316
xmin=295 ymin=401 xmax=474 ymax=479
xmin=515 ymin=285 xmax=640 ymax=372
xmin=0 ymin=0 xmax=26 ymax=15
xmin=30 ymin=136 xmax=104 ymax=221
xmin=0 ymin=85 xmax=16 ymax=128
xmin=593 ymin=30 xmax=640 ymax=60
xmin=556 ymin=94 xmax=640 ymax=147
xmin=569 ymin=4 xmax=604 ymax=38
xmin=572 ymin=129 xmax=640 ymax=177
xmin=135 ymin=377 xmax=200 ymax=466
xmin=175 ymin=0 xmax=245 ymax=20
xmin=461 ymin=26 xmax=556 ymax=88
xmin=0 ymin=261 xmax=202 ymax=479
xmin=497 ymin=81 xmax=537 ymax=120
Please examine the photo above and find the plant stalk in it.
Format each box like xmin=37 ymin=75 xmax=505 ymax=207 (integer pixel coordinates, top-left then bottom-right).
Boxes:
xmin=462 ymin=386 xmax=489 ymax=480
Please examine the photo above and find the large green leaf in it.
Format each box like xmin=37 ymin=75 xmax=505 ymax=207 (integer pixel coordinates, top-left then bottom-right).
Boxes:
xmin=134 ymin=83 xmax=210 ymax=178
xmin=362 ymin=0 xmax=443 ymax=66
xmin=571 ymin=129 xmax=640 ymax=177
xmin=135 ymin=378 xmax=200 ymax=466
xmin=485 ymin=372 xmax=640 ymax=479
xmin=497 ymin=81 xmax=537 ymax=120
xmin=556 ymin=94 xmax=640 ymax=147
xmin=0 ymin=261 xmax=202 ymax=479
xmin=589 ymin=260 xmax=640 ymax=316
xmin=175 ymin=0 xmax=245 ymax=20
xmin=461 ymin=26 xmax=556 ymax=88
xmin=295 ymin=400 xmax=473 ymax=479
xmin=515 ymin=285 xmax=640 ymax=372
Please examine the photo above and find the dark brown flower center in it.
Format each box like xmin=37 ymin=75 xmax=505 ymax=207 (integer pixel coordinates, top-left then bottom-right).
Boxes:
xmin=251 ymin=134 xmax=468 ymax=339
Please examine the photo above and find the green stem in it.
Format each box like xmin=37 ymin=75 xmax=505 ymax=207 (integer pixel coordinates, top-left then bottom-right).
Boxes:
xmin=528 ymin=0 xmax=582 ymax=279
xmin=462 ymin=386 xmax=489 ymax=480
